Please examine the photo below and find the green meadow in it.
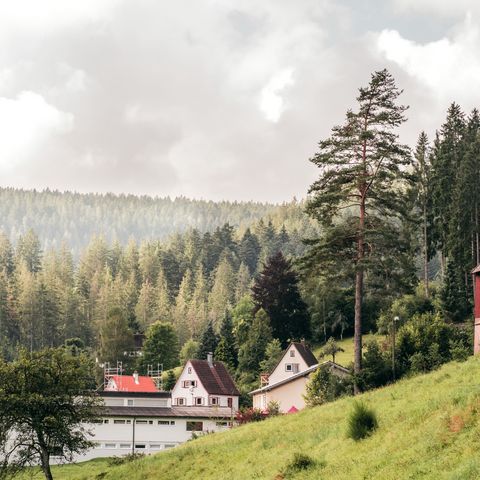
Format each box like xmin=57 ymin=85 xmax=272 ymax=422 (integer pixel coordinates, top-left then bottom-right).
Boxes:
xmin=23 ymin=354 xmax=480 ymax=480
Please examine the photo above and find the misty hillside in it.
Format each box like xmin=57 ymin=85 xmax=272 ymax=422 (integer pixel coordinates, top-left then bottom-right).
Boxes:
xmin=0 ymin=188 xmax=312 ymax=255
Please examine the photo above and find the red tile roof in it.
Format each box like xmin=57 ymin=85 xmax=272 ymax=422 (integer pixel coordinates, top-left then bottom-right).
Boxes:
xmin=190 ymin=360 xmax=240 ymax=396
xmin=107 ymin=375 xmax=158 ymax=393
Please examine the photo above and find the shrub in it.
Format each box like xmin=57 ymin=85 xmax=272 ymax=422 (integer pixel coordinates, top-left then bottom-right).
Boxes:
xmin=235 ymin=407 xmax=267 ymax=424
xmin=450 ymin=339 xmax=470 ymax=362
xmin=108 ymin=453 xmax=145 ymax=466
xmin=266 ymin=400 xmax=281 ymax=416
xmin=347 ymin=401 xmax=378 ymax=441
xmin=282 ymin=452 xmax=316 ymax=475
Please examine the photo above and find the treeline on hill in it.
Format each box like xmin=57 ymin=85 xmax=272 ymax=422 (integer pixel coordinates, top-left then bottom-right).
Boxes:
xmin=0 ymin=187 xmax=313 ymax=256
xmin=0 ymin=219 xmax=313 ymax=373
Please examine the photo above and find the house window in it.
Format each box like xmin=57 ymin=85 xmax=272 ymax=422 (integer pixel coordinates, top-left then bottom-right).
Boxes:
xmin=135 ymin=444 xmax=146 ymax=449
xmin=188 ymin=367 xmax=192 ymax=374
xmin=120 ymin=444 xmax=131 ymax=449
xmin=164 ymin=444 xmax=176 ymax=449
xmin=186 ymin=421 xmax=203 ymax=432
xmin=136 ymin=420 xmax=149 ymax=425
xmin=216 ymin=421 xmax=232 ymax=427
xmin=105 ymin=443 xmax=116 ymax=449
xmin=182 ymin=380 xmax=197 ymax=388
xmin=176 ymin=397 xmax=186 ymax=406
xmin=158 ymin=420 xmax=174 ymax=425
xmin=285 ymin=363 xmax=299 ymax=373
xmin=195 ymin=397 xmax=204 ymax=406
xmin=127 ymin=399 xmax=134 ymax=406
xmin=114 ymin=419 xmax=126 ymax=424
xmin=290 ymin=350 xmax=295 ymax=357
xmin=103 ymin=419 xmax=109 ymax=424
xmin=210 ymin=397 xmax=219 ymax=406
xmin=150 ymin=444 xmax=162 ymax=450
xmin=227 ymin=397 xmax=233 ymax=408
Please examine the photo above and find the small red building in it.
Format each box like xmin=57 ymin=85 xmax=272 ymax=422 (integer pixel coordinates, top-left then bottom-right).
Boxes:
xmin=472 ymin=265 xmax=480 ymax=354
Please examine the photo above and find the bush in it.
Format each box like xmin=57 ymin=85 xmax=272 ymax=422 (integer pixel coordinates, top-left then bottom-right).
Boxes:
xmin=347 ymin=401 xmax=378 ymax=441
xmin=450 ymin=339 xmax=470 ymax=362
xmin=108 ymin=453 xmax=145 ymax=466
xmin=235 ymin=407 xmax=267 ymax=424
xmin=282 ymin=452 xmax=316 ymax=475
xmin=266 ymin=400 xmax=281 ymax=416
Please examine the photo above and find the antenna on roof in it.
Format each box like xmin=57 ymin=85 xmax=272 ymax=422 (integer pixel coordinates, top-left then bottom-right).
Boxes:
xmin=147 ymin=363 xmax=163 ymax=391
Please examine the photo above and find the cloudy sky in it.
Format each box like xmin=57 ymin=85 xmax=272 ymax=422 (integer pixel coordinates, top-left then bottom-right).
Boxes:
xmin=0 ymin=0 xmax=479 ymax=202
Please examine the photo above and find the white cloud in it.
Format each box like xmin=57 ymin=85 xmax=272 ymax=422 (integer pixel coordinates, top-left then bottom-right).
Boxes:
xmin=0 ymin=92 xmax=73 ymax=171
xmin=0 ymin=0 xmax=121 ymax=36
xmin=376 ymin=16 xmax=480 ymax=102
xmin=393 ymin=0 xmax=480 ymax=17
xmin=259 ymin=68 xmax=295 ymax=122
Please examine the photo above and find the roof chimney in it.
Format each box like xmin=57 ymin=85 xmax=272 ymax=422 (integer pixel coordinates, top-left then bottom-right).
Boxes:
xmin=133 ymin=371 xmax=139 ymax=384
xmin=207 ymin=352 xmax=213 ymax=367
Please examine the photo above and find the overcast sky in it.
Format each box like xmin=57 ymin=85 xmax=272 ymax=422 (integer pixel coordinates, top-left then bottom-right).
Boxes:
xmin=0 ymin=0 xmax=479 ymax=202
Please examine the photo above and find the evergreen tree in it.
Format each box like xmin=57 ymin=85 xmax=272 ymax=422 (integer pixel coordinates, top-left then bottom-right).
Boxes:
xmin=235 ymin=262 xmax=252 ymax=302
xmin=214 ymin=311 xmax=237 ymax=369
xmin=305 ymin=69 xmax=411 ymax=389
xmin=163 ymin=370 xmax=177 ymax=391
xmin=98 ymin=307 xmax=134 ymax=364
xmin=259 ymin=338 xmax=283 ymax=373
xmin=154 ymin=267 xmax=172 ymax=323
xmin=252 ymin=252 xmax=310 ymax=346
xmin=237 ymin=308 xmax=272 ymax=374
xmin=208 ymin=255 xmax=235 ymax=327
xmin=197 ymin=321 xmax=219 ymax=360
xmin=411 ymin=131 xmax=433 ymax=296
xmin=239 ymin=228 xmax=260 ymax=275
xmin=135 ymin=280 xmax=156 ymax=329
xmin=16 ymin=229 xmax=42 ymax=273
xmin=139 ymin=322 xmax=179 ymax=371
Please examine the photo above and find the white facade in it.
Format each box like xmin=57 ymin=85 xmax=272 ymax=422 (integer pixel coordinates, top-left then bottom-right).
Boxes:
xmin=267 ymin=344 xmax=313 ymax=385
xmin=172 ymin=360 xmax=239 ymax=411
xmin=71 ymin=391 xmax=234 ymax=462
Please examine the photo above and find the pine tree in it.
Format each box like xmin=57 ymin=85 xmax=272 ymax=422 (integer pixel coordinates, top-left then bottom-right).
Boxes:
xmin=214 ymin=311 xmax=237 ymax=369
xmin=237 ymin=308 xmax=272 ymax=374
xmin=259 ymin=338 xmax=283 ymax=373
xmin=235 ymin=262 xmax=251 ymax=302
xmin=154 ymin=267 xmax=172 ymax=323
xmin=98 ymin=307 xmax=134 ymax=364
xmin=135 ymin=280 xmax=156 ymax=329
xmin=411 ymin=131 xmax=433 ymax=296
xmin=16 ymin=229 xmax=42 ymax=273
xmin=163 ymin=370 xmax=177 ymax=391
xmin=139 ymin=322 xmax=179 ymax=371
xmin=197 ymin=321 xmax=219 ymax=360
xmin=252 ymin=252 xmax=310 ymax=346
xmin=239 ymin=228 xmax=260 ymax=275
xmin=208 ymin=256 xmax=235 ymax=327
xmin=306 ymin=70 xmax=411 ymax=390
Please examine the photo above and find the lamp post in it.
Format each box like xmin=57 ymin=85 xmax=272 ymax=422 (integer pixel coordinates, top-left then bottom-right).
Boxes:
xmin=392 ymin=316 xmax=399 ymax=381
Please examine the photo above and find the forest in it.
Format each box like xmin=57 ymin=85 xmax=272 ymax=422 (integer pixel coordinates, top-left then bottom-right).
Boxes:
xmin=0 ymin=71 xmax=479 ymax=399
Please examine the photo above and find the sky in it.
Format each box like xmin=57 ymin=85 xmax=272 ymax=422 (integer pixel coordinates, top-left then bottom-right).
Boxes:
xmin=0 ymin=0 xmax=479 ymax=203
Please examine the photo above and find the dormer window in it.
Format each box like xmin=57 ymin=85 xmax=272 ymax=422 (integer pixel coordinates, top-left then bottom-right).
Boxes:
xmin=290 ymin=350 xmax=295 ymax=357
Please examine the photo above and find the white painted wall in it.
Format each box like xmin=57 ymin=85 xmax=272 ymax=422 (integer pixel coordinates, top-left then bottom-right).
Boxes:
xmin=268 ymin=345 xmax=311 ymax=385
xmin=72 ymin=416 xmax=232 ymax=462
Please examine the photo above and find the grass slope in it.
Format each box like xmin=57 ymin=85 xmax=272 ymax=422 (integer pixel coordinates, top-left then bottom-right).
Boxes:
xmin=34 ymin=355 xmax=480 ymax=480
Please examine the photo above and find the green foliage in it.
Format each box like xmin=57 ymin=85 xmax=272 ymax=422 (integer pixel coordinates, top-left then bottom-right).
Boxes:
xmin=0 ymin=348 xmax=102 ymax=480
xmin=237 ymin=308 xmax=272 ymax=375
xmin=252 ymin=252 xmax=310 ymax=345
xmin=304 ymin=366 xmax=350 ymax=407
xmin=319 ymin=337 xmax=345 ymax=363
xmin=179 ymin=339 xmax=200 ymax=364
xmin=98 ymin=308 xmax=134 ymax=365
xmin=347 ymin=401 xmax=378 ymax=441
xmin=197 ymin=321 xmax=219 ymax=360
xmin=163 ymin=370 xmax=177 ymax=391
xmin=259 ymin=338 xmax=283 ymax=373
xmin=214 ymin=311 xmax=237 ymax=370
xmin=359 ymin=339 xmax=392 ymax=390
xmin=282 ymin=453 xmax=317 ymax=476
xmin=139 ymin=322 xmax=179 ymax=371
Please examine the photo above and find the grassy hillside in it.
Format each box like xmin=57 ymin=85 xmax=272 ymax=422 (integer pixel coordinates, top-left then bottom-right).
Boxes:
xmin=26 ymin=355 xmax=480 ymax=480
xmin=312 ymin=333 xmax=380 ymax=367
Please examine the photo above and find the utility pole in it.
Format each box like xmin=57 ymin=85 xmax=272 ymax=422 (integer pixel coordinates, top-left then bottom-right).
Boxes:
xmin=392 ymin=316 xmax=399 ymax=381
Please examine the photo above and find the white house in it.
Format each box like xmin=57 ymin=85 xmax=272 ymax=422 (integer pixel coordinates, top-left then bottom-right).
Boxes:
xmin=171 ymin=353 xmax=240 ymax=410
xmin=74 ymin=356 xmax=240 ymax=461
xmin=250 ymin=341 xmax=350 ymax=413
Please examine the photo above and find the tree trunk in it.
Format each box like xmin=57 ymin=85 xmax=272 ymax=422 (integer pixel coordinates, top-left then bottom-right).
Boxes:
xmin=354 ymin=198 xmax=365 ymax=395
xmin=423 ymin=203 xmax=429 ymax=297
xmin=39 ymin=450 xmax=53 ymax=480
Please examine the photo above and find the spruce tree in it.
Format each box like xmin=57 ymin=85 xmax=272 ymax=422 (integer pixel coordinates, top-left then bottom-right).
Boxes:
xmin=197 ymin=320 xmax=219 ymax=360
xmin=306 ymin=70 xmax=411 ymax=390
xmin=214 ymin=311 xmax=237 ymax=369
xmin=139 ymin=322 xmax=179 ymax=371
xmin=252 ymin=251 xmax=310 ymax=346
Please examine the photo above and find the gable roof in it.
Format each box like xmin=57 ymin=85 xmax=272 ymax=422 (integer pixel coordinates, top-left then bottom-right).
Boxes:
xmin=107 ymin=375 xmax=158 ymax=393
xmin=249 ymin=361 xmax=350 ymax=395
xmin=291 ymin=342 xmax=318 ymax=367
xmin=189 ymin=360 xmax=240 ymax=396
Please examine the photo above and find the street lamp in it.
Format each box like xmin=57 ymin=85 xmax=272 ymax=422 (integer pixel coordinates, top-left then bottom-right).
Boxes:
xmin=392 ymin=316 xmax=400 ymax=381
